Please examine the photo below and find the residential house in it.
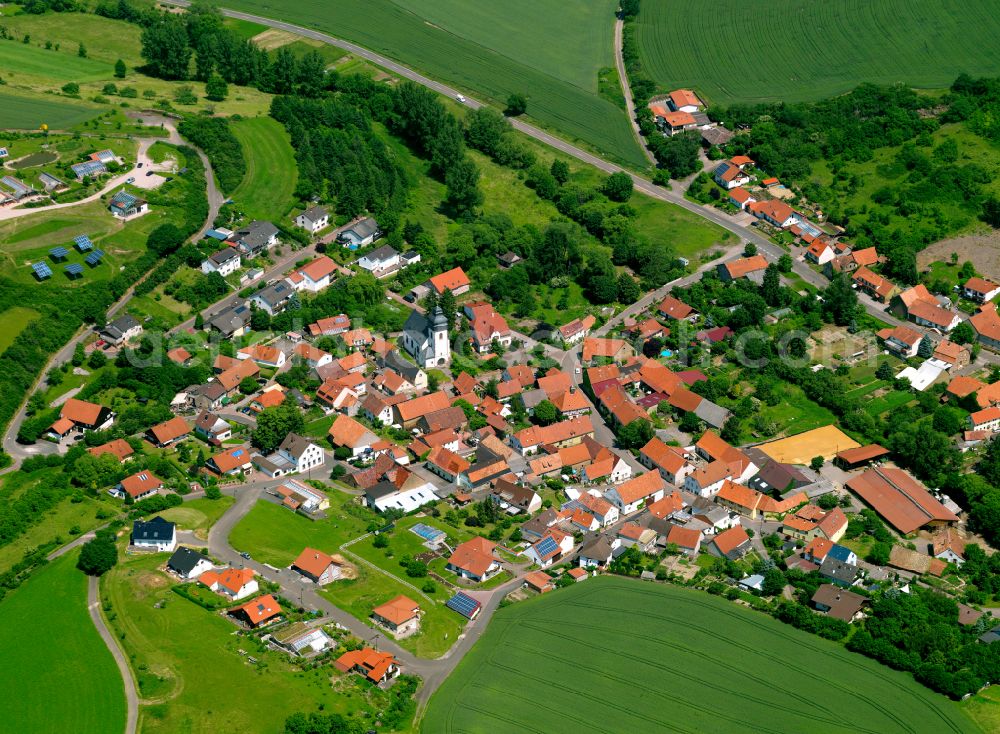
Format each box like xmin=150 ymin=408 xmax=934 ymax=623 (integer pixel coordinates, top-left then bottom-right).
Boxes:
xmin=207 ymin=302 xmax=251 ymax=337
xmin=851 ymin=267 xmax=896 ymax=303
xmin=655 ymin=108 xmax=697 ymax=136
xmin=166 ymin=347 xmax=192 ymax=366
xmin=964 ymin=277 xmax=1000 ymax=304
xmin=717 ymin=255 xmax=769 ymax=283
xmin=511 ymin=416 xmax=594 ymax=454
xmin=931 ymin=527 xmax=966 ymax=567
xmin=293 ymin=343 xmax=333 ymax=370
xmin=333 ymin=648 xmax=399 ymax=684
xmin=523 ymin=530 xmax=573 ymax=568
xmin=728 ymin=187 xmax=756 ymax=210
xmin=558 ymin=315 xmax=597 ymax=346
xmin=428 ymin=266 xmax=471 ymax=296
xmin=667 ymin=89 xmax=702 ymax=111
xmin=395 ymin=390 xmax=452 ymax=428
xmin=294 ymin=205 xmax=329 ymax=234
xmin=99 ymin=314 xmax=142 ymax=346
xmin=199 ymin=567 xmax=258 ymax=601
xmin=970 ymin=302 xmax=1000 ymax=350
xmin=308 ymin=313 xmax=351 ymax=337
xmin=250 ymin=280 xmax=295 ymax=317
xmin=194 ymin=410 xmax=231 ymax=444
xmin=446 ymin=537 xmax=501 ymax=582
xmin=969 ymin=407 xmax=1000 ymax=432
xmin=277 ymin=433 xmax=325 ymax=474
xmin=932 ymin=340 xmax=971 ymax=370
xmin=704 ymin=525 xmax=751 ymax=560
xmin=87 ymin=438 xmax=134 ymax=463
xmin=876 ymin=325 xmax=922 ymax=358
xmin=338 ymin=217 xmax=381 ymax=249
xmin=425 ymin=446 xmax=471 ymax=484
xmin=288 ymin=256 xmax=337 ymax=293
xmin=201 ymin=247 xmax=241 ymax=277
xmin=522 ymin=571 xmax=555 ymax=594
xmin=640 ymin=437 xmax=694 ymax=485
xmin=664 ymin=525 xmax=702 ymax=556
xmin=292 ymin=548 xmax=342 ymax=585
xmin=582 ymin=337 xmax=635 ymax=363
xmin=131 ymin=516 xmax=176 ymax=552
xmin=566 ymin=492 xmax=620 ymax=527
xmin=713 ymin=160 xmax=752 ymax=189
xmin=167 ymin=546 xmax=213 ymax=580
xmin=238 ymin=344 xmax=286 ymax=368
xmin=328 ymin=415 xmax=378 ymax=457
xmin=490 ymin=478 xmax=541 ymax=515
xmin=371 ymin=595 xmax=421 ymax=638
xmin=578 ymin=535 xmax=616 ymax=569
xmin=811 ymin=584 xmax=866 ymax=622
xmin=805 ymin=239 xmax=835 ymax=265
xmin=747 ymin=200 xmax=797 ymax=228
xmin=112 ymin=471 xmax=163 ymax=501
xmin=820 ymin=545 xmax=859 ymax=587
xmin=895 ymin=284 xmax=961 ymax=332
xmin=206 ymin=446 xmax=253 ymax=477
xmin=617 ymin=522 xmax=657 ymax=552
xmin=145 ymin=416 xmax=190 ymax=448
xmin=464 ymin=302 xmax=512 ymax=352
xmin=229 ymin=594 xmax=281 ymax=628
xmin=229 ymin=220 xmax=279 ymax=256
xmin=604 ymin=471 xmax=665 ymax=515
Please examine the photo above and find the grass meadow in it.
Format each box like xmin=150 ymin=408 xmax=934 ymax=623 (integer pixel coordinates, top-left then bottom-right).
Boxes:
xmin=635 ymin=0 xmax=1000 ymax=106
xmin=422 ymin=576 xmax=978 ymax=734
xmin=102 ymin=551 xmax=381 ymax=733
xmin=223 ymin=0 xmax=648 ymax=167
xmin=231 ymin=117 xmax=298 ymax=221
xmin=0 ymin=553 xmax=126 ymax=733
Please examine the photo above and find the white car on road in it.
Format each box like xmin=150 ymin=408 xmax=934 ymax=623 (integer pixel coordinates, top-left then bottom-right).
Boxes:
xmin=456 ymin=94 xmax=466 ymax=103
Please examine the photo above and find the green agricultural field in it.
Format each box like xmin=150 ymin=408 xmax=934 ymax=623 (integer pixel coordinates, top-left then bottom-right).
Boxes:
xmin=102 ymin=552 xmax=393 ymax=733
xmin=223 ymin=0 xmax=647 ymax=167
xmin=231 ymin=116 xmax=298 ymax=220
xmin=0 ymin=89 xmax=101 ymax=129
xmin=0 ymin=12 xmax=145 ymax=67
xmin=0 ymin=306 xmax=40 ymax=353
xmin=634 ymin=0 xmax=1000 ymax=106
xmin=0 ymin=37 xmax=112 ymax=82
xmin=423 ymin=577 xmax=978 ymax=733
xmin=0 ymin=553 xmax=126 ymax=733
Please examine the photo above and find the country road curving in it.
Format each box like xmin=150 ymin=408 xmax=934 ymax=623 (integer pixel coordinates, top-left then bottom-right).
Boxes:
xmin=88 ymin=576 xmax=140 ymax=734
xmin=613 ymin=16 xmax=656 ymax=167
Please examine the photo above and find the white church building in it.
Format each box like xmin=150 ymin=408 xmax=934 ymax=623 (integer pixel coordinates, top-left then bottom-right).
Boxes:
xmin=401 ymin=306 xmax=451 ymax=368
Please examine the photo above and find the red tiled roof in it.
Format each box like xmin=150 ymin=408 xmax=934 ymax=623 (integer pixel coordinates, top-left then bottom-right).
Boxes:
xmin=846 ymin=467 xmax=959 ymax=534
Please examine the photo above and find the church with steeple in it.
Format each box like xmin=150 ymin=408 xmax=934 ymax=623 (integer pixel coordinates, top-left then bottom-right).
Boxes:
xmin=401 ymin=306 xmax=451 ymax=368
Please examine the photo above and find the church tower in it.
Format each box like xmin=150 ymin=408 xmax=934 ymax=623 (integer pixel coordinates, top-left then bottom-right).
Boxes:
xmin=431 ymin=306 xmax=450 ymax=365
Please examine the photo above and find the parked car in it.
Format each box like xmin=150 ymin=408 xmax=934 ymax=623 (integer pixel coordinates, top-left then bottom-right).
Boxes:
xmin=126 ymin=177 xmax=135 ymax=183
xmin=137 ymin=162 xmax=143 ymax=168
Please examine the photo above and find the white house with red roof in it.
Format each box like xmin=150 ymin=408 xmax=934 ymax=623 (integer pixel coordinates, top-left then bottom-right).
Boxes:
xmin=603 ymin=471 xmax=665 ymax=515
xmin=288 ymin=255 xmax=338 ymax=293
xmin=713 ymin=160 xmax=753 ymax=190
xmin=964 ymin=277 xmax=1000 ymax=304
xmin=463 ymin=301 xmax=512 ymax=353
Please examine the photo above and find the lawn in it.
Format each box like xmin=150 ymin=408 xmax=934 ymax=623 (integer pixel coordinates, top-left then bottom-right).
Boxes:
xmin=0 ymin=553 xmax=126 ymax=733
xmin=634 ymin=0 xmax=1000 ymax=106
xmin=102 ymin=552 xmax=389 ymax=733
xmin=223 ymin=0 xmax=647 ymax=167
xmin=758 ymin=383 xmax=837 ymax=436
xmin=229 ymin=495 xmax=375 ymax=567
xmin=422 ymin=576 xmax=978 ymax=733
xmin=864 ymin=390 xmax=916 ymax=416
xmin=0 ymin=306 xmax=40 ymax=353
xmin=158 ymin=496 xmax=235 ymax=539
xmin=231 ymin=116 xmax=298 ymax=217
xmin=0 ymin=89 xmax=101 ymax=129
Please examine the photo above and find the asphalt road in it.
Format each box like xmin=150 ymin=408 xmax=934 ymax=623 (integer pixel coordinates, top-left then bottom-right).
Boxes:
xmin=88 ymin=575 xmax=140 ymax=734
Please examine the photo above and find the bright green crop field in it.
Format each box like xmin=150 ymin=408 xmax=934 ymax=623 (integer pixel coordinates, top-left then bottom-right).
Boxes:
xmin=231 ymin=117 xmax=298 ymax=220
xmin=635 ymin=0 xmax=1000 ymax=105
xmin=221 ymin=0 xmax=648 ymax=167
xmin=422 ymin=577 xmax=978 ymax=734
xmin=0 ymin=553 xmax=126 ymax=734
xmin=0 ymin=90 xmax=100 ymax=129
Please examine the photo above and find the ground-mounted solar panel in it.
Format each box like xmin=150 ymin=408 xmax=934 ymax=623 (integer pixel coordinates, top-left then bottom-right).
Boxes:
xmin=49 ymin=246 xmax=68 ymax=260
xmin=32 ymin=262 xmax=52 ymax=279
xmin=74 ymin=235 xmax=93 ymax=252
xmin=65 ymin=263 xmax=84 ymax=277
xmin=446 ymin=591 xmax=482 ymax=619
xmin=85 ymin=249 xmax=104 ymax=266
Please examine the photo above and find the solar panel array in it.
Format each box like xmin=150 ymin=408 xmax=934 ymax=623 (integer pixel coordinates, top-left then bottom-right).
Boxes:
xmin=534 ymin=535 xmax=559 ymax=559
xmin=111 ymin=191 xmax=138 ymax=209
xmin=32 ymin=262 xmax=52 ymax=279
xmin=85 ymin=249 xmax=105 ymax=266
xmin=74 ymin=235 xmax=93 ymax=252
xmin=49 ymin=246 xmax=68 ymax=260
xmin=446 ymin=592 xmax=481 ymax=619
xmin=65 ymin=263 xmax=84 ymax=277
